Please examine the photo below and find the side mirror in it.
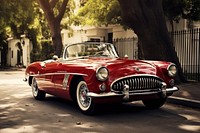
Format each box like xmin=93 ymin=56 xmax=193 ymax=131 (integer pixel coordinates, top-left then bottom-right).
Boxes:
xmin=52 ymin=55 xmax=58 ymax=60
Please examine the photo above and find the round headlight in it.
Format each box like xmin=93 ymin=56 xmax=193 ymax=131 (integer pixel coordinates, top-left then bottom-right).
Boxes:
xmin=96 ymin=67 xmax=109 ymax=81
xmin=167 ymin=64 xmax=177 ymax=77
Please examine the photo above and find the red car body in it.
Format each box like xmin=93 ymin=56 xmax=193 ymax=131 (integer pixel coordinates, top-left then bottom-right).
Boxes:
xmin=25 ymin=42 xmax=178 ymax=114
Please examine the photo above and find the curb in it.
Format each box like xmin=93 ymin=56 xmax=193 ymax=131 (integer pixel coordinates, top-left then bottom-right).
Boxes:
xmin=0 ymin=68 xmax=25 ymax=71
xmin=167 ymin=96 xmax=200 ymax=109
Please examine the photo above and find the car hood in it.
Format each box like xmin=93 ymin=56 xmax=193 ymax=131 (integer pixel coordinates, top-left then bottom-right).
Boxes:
xmin=62 ymin=57 xmax=157 ymax=79
xmin=105 ymin=58 xmax=157 ymax=81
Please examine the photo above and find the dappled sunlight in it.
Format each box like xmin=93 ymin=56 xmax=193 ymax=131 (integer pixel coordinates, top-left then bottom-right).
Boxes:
xmin=1 ymin=69 xmax=200 ymax=133
xmin=74 ymin=122 xmax=104 ymax=130
xmin=179 ymin=114 xmax=200 ymax=122
xmin=55 ymin=113 xmax=72 ymax=117
xmin=0 ymin=125 xmax=44 ymax=133
xmin=179 ymin=125 xmax=200 ymax=132
xmin=0 ymin=101 xmax=28 ymax=122
xmin=0 ymin=103 xmax=17 ymax=108
xmin=0 ymin=79 xmax=26 ymax=85
xmin=12 ymin=107 xmax=27 ymax=111
xmin=1 ymin=95 xmax=200 ymax=133
xmin=0 ymin=111 xmax=10 ymax=119
xmin=11 ymin=91 xmax=31 ymax=99
xmin=1 ymin=97 xmax=11 ymax=100
xmin=177 ymin=113 xmax=200 ymax=132
xmin=181 ymin=91 xmax=191 ymax=97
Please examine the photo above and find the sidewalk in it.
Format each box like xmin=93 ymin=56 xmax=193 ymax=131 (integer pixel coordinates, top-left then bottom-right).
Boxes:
xmin=0 ymin=66 xmax=25 ymax=71
xmin=168 ymin=82 xmax=200 ymax=109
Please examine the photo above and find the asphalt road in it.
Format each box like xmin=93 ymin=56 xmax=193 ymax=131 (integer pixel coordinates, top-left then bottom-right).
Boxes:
xmin=0 ymin=70 xmax=200 ymax=133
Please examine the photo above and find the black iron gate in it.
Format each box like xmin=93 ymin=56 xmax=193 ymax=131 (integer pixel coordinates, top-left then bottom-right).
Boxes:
xmin=172 ymin=28 xmax=200 ymax=81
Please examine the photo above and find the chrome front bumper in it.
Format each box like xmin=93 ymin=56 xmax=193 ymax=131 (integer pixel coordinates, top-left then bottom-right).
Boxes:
xmin=87 ymin=86 xmax=179 ymax=101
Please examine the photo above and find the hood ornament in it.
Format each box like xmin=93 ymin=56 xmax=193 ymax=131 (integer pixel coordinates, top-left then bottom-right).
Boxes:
xmin=135 ymin=67 xmax=140 ymax=72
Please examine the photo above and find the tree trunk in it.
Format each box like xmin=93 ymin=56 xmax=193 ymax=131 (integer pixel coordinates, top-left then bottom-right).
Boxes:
xmin=49 ymin=20 xmax=63 ymax=57
xmin=169 ymin=19 xmax=174 ymax=47
xmin=118 ymin=0 xmax=187 ymax=82
xmin=37 ymin=0 xmax=69 ymax=57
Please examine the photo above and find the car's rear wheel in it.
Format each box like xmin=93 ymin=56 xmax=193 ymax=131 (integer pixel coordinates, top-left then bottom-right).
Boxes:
xmin=32 ymin=77 xmax=46 ymax=100
xmin=76 ymin=80 xmax=96 ymax=115
xmin=142 ymin=98 xmax=167 ymax=109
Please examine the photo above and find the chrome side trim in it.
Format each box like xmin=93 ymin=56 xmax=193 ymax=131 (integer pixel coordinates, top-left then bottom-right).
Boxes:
xmin=28 ymin=72 xmax=88 ymax=77
xmin=87 ymin=87 xmax=179 ymax=98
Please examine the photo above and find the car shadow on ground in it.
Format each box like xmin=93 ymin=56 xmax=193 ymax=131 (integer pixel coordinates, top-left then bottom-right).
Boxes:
xmin=43 ymin=95 xmax=150 ymax=115
xmin=1 ymin=94 xmax=200 ymax=133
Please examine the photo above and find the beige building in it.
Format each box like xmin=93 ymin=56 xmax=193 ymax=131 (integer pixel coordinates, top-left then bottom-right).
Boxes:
xmin=61 ymin=25 xmax=138 ymax=59
xmin=7 ymin=37 xmax=32 ymax=67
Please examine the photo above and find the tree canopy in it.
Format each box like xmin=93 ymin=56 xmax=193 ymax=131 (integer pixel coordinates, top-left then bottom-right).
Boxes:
xmin=77 ymin=0 xmax=122 ymax=26
xmin=0 ymin=0 xmax=77 ymax=64
xmin=0 ymin=0 xmax=41 ymax=65
xmin=163 ymin=0 xmax=200 ymax=30
xmin=1 ymin=0 xmax=200 ymax=72
xmin=0 ymin=0 xmax=57 ymax=64
xmin=0 ymin=0 xmax=40 ymax=38
xmin=77 ymin=0 xmax=200 ymax=28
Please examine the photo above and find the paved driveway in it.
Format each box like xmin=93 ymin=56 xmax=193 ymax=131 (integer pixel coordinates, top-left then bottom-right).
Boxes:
xmin=0 ymin=70 xmax=200 ymax=133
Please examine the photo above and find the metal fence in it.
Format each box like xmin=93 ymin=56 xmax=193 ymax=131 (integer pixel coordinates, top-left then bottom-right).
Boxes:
xmin=113 ymin=28 xmax=200 ymax=81
xmin=113 ymin=38 xmax=138 ymax=60
xmin=171 ymin=28 xmax=200 ymax=81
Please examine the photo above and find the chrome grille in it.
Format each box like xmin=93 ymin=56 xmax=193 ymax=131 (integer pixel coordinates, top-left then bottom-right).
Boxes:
xmin=111 ymin=75 xmax=163 ymax=93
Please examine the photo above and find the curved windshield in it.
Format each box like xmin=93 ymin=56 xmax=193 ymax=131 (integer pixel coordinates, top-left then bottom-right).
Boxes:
xmin=63 ymin=42 xmax=119 ymax=59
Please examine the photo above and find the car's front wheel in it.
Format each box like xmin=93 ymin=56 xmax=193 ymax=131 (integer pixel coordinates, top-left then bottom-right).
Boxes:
xmin=76 ymin=80 xmax=96 ymax=115
xmin=142 ymin=98 xmax=167 ymax=109
xmin=31 ymin=77 xmax=46 ymax=100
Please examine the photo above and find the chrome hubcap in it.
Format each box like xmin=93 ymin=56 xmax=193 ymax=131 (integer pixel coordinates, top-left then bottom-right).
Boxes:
xmin=32 ymin=78 xmax=38 ymax=96
xmin=78 ymin=83 xmax=91 ymax=108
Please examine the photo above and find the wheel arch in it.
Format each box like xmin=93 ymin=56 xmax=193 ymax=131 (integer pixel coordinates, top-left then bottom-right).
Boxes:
xmin=69 ymin=75 xmax=84 ymax=101
xmin=28 ymin=76 xmax=33 ymax=86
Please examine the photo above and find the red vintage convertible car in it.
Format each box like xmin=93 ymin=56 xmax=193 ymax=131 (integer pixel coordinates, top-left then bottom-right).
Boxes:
xmin=25 ymin=42 xmax=178 ymax=114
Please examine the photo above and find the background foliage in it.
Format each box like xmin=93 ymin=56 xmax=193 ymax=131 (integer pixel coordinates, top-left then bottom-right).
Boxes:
xmin=0 ymin=0 xmax=200 ymax=66
xmin=77 ymin=0 xmax=200 ymax=28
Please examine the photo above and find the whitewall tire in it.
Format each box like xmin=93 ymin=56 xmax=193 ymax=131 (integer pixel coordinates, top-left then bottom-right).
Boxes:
xmin=76 ymin=80 xmax=96 ymax=115
xmin=31 ymin=77 xmax=46 ymax=100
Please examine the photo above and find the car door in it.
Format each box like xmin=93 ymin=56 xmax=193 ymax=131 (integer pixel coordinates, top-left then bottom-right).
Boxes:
xmin=51 ymin=62 xmax=71 ymax=99
xmin=37 ymin=60 xmax=58 ymax=94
